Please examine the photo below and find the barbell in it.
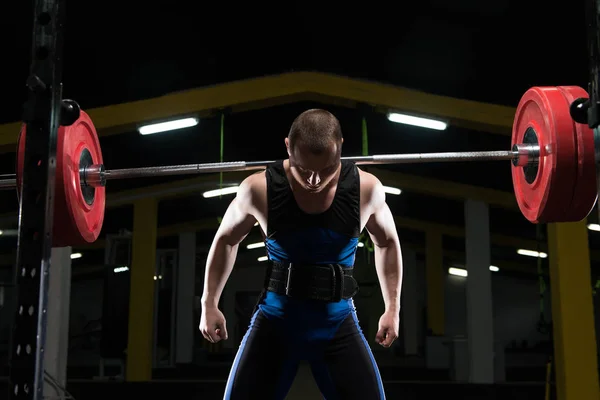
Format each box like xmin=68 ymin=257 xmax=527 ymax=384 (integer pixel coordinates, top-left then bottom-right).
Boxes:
xmin=2 ymin=85 xmax=598 ymax=247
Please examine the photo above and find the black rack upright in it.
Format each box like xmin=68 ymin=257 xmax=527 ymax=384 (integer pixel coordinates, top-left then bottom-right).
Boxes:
xmin=589 ymin=0 xmax=600 ymax=219
xmin=8 ymin=0 xmax=65 ymax=399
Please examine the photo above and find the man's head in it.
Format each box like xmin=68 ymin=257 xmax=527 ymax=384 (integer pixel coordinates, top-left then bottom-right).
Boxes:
xmin=284 ymin=109 xmax=343 ymax=193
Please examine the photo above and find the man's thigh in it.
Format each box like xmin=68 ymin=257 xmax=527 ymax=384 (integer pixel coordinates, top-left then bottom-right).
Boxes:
xmin=224 ymin=310 xmax=299 ymax=400
xmin=309 ymin=312 xmax=386 ymax=400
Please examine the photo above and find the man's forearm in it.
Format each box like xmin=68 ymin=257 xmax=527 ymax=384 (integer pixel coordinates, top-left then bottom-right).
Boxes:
xmin=373 ymin=240 xmax=403 ymax=312
xmin=201 ymin=237 xmax=240 ymax=309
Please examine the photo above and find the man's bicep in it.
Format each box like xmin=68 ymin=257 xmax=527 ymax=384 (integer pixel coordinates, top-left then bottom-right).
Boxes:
xmin=365 ymin=201 xmax=398 ymax=247
xmin=215 ymin=183 xmax=257 ymax=246
xmin=364 ymin=177 xmax=399 ymax=247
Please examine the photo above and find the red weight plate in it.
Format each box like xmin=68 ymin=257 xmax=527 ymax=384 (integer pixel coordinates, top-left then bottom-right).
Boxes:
xmin=511 ymin=87 xmax=577 ymax=223
xmin=556 ymin=86 xmax=598 ymax=220
xmin=16 ymin=111 xmax=105 ymax=246
xmin=57 ymin=111 xmax=105 ymax=246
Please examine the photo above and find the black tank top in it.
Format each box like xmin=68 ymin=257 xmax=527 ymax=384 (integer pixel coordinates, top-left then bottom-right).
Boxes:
xmin=263 ymin=159 xmax=361 ymax=266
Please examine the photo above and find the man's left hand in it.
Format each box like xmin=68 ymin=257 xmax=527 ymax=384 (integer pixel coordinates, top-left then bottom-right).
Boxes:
xmin=375 ymin=309 xmax=399 ymax=348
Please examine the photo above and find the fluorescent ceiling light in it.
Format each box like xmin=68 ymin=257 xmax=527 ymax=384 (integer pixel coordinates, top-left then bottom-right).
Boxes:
xmin=114 ymin=266 xmax=129 ymax=273
xmin=247 ymin=242 xmax=265 ymax=250
xmin=587 ymin=223 xmax=600 ymax=232
xmin=383 ymin=186 xmax=402 ymax=195
xmin=387 ymin=112 xmax=447 ymax=130
xmin=448 ymin=267 xmax=468 ymax=277
xmin=257 ymin=256 xmax=268 ymax=262
xmin=70 ymin=253 xmax=82 ymax=259
xmin=449 ymin=266 xmax=499 ymax=277
xmin=138 ymin=117 xmax=199 ymax=135
xmin=517 ymin=249 xmax=547 ymax=258
xmin=357 ymin=242 xmax=364 ymax=248
xmin=202 ymin=186 xmax=239 ymax=198
xmin=0 ymin=230 xmax=3 ymax=235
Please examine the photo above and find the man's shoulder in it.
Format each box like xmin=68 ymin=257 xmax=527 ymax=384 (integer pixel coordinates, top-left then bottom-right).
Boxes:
xmin=243 ymin=170 xmax=266 ymax=184
xmin=357 ymin=168 xmax=382 ymax=191
xmin=357 ymin=168 xmax=386 ymax=205
xmin=238 ymin=171 xmax=267 ymax=202
xmin=240 ymin=171 xmax=266 ymax=192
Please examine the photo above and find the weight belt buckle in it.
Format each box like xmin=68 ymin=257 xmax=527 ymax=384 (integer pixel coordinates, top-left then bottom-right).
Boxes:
xmin=285 ymin=263 xmax=294 ymax=297
xmin=330 ymin=264 xmax=344 ymax=302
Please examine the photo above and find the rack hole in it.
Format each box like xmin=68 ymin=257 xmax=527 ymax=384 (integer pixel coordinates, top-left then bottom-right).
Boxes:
xmin=36 ymin=46 xmax=48 ymax=60
xmin=37 ymin=12 xmax=51 ymax=25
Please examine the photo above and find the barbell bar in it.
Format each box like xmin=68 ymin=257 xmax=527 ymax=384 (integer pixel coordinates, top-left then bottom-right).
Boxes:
xmin=94 ymin=148 xmax=529 ymax=184
xmin=0 ymin=148 xmax=528 ymax=190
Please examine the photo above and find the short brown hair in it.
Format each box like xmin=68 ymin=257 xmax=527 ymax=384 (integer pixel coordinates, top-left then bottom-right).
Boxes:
xmin=288 ymin=109 xmax=343 ymax=155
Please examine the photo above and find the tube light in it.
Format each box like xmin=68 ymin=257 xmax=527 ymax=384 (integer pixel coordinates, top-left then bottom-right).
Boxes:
xmin=202 ymin=186 xmax=240 ymax=198
xmin=517 ymin=249 xmax=547 ymax=258
xmin=587 ymin=223 xmax=600 ymax=232
xmin=449 ymin=266 xmax=499 ymax=277
xmin=114 ymin=266 xmax=129 ymax=273
xmin=258 ymin=256 xmax=268 ymax=262
xmin=247 ymin=242 xmax=265 ymax=250
xmin=70 ymin=253 xmax=82 ymax=259
xmin=138 ymin=117 xmax=199 ymax=135
xmin=448 ymin=267 xmax=468 ymax=277
xmin=387 ymin=112 xmax=447 ymax=131
xmin=383 ymin=186 xmax=402 ymax=195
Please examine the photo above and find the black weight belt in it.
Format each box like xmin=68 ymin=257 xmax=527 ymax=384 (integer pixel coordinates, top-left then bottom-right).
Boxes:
xmin=265 ymin=261 xmax=359 ymax=302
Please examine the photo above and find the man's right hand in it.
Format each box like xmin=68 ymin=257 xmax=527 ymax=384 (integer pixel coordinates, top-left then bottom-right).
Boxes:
xmin=199 ymin=307 xmax=228 ymax=343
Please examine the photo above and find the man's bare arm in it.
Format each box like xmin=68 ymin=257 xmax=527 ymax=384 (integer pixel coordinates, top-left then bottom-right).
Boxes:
xmin=365 ymin=178 xmax=403 ymax=313
xmin=200 ymin=177 xmax=258 ymax=309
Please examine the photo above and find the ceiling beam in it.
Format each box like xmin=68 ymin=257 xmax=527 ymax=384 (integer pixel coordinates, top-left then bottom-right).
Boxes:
xmin=0 ymin=71 xmax=516 ymax=151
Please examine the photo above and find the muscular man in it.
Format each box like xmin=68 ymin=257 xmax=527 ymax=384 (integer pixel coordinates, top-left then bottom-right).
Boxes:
xmin=199 ymin=109 xmax=403 ymax=399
